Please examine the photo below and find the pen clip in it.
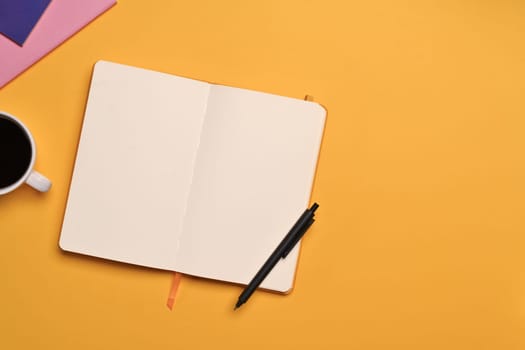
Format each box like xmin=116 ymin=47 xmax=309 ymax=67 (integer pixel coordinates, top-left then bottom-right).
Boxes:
xmin=282 ymin=217 xmax=315 ymax=259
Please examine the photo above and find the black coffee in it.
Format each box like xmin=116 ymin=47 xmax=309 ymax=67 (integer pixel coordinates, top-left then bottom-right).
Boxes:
xmin=0 ymin=116 xmax=32 ymax=188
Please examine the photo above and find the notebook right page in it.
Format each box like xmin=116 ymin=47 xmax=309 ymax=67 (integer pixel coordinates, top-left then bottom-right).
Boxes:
xmin=175 ymin=85 xmax=326 ymax=292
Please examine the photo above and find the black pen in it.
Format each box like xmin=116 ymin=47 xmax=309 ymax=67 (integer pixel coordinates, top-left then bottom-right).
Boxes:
xmin=234 ymin=203 xmax=319 ymax=310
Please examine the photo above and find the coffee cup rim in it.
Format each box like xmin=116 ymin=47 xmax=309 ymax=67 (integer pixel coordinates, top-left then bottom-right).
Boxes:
xmin=0 ymin=111 xmax=37 ymax=195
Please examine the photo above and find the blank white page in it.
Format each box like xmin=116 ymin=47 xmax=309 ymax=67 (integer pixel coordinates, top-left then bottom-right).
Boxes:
xmin=59 ymin=61 xmax=210 ymax=270
xmin=175 ymin=85 xmax=326 ymax=292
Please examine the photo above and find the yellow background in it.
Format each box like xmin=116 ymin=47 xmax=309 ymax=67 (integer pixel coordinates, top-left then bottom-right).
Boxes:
xmin=1 ymin=0 xmax=525 ymax=348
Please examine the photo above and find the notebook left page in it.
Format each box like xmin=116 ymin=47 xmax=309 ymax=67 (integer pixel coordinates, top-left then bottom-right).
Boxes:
xmin=59 ymin=61 xmax=210 ymax=270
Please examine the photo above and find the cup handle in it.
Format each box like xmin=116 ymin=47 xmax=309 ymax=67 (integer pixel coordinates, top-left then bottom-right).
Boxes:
xmin=26 ymin=170 xmax=52 ymax=192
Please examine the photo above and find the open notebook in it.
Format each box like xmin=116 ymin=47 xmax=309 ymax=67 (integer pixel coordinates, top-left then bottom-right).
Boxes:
xmin=59 ymin=61 xmax=326 ymax=292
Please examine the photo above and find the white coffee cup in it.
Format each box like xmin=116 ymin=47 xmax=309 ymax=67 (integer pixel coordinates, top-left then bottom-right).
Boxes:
xmin=0 ymin=111 xmax=51 ymax=195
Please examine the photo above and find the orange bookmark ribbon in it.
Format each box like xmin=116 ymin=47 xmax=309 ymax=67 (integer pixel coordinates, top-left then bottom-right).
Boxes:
xmin=166 ymin=272 xmax=182 ymax=310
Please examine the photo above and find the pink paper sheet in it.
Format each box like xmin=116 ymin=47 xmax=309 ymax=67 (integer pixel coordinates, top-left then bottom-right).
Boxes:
xmin=0 ymin=0 xmax=116 ymax=88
